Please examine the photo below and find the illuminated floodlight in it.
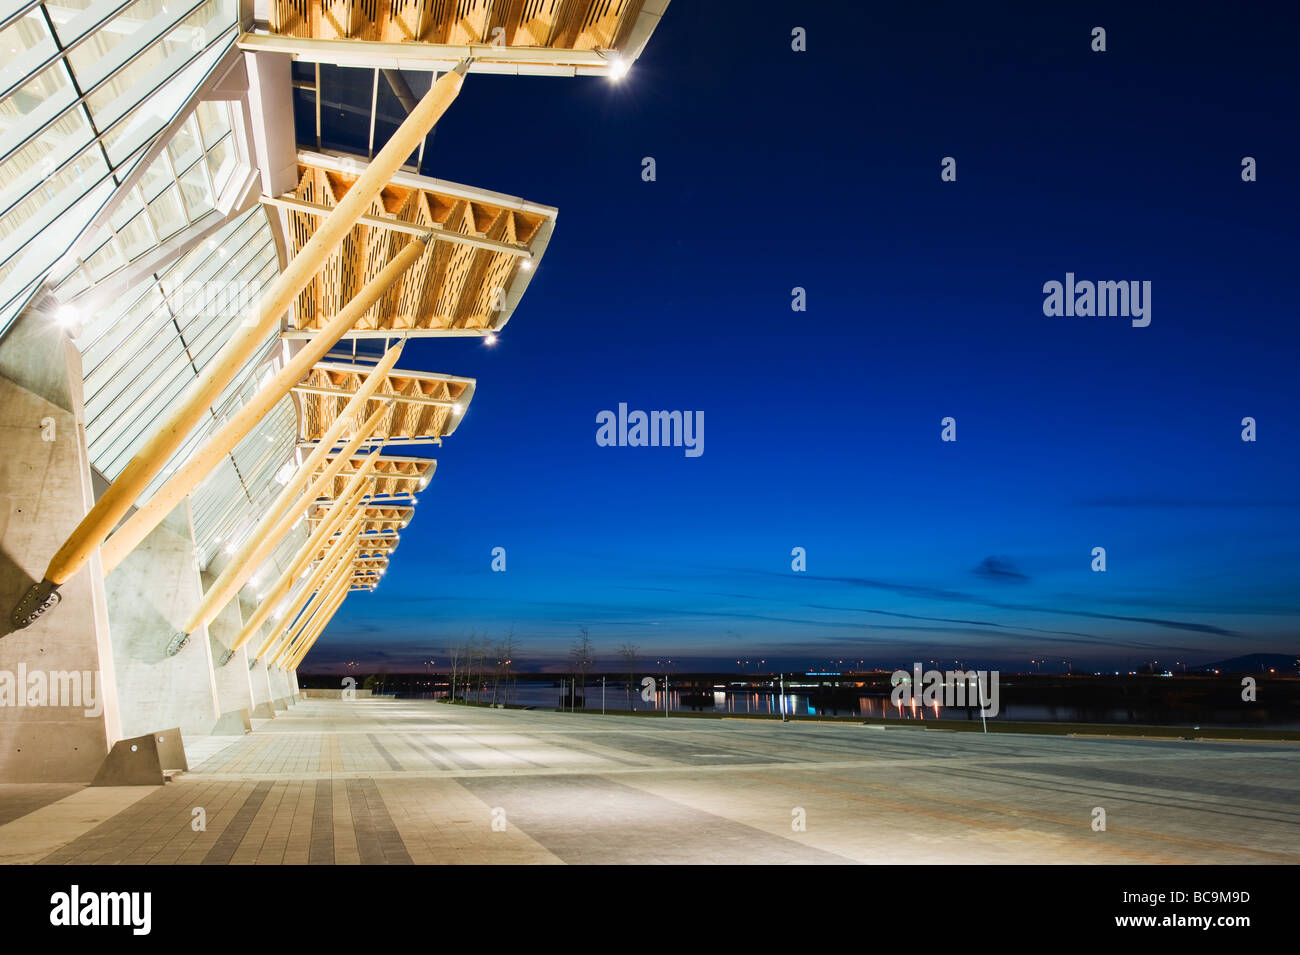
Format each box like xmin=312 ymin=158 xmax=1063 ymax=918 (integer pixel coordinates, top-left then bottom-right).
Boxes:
xmin=55 ymin=305 xmax=80 ymax=329
xmin=484 ymin=332 xmax=498 ymax=346
xmin=608 ymin=56 xmax=629 ymax=81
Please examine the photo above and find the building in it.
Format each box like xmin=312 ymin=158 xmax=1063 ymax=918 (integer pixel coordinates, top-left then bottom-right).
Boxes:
xmin=0 ymin=0 xmax=669 ymax=783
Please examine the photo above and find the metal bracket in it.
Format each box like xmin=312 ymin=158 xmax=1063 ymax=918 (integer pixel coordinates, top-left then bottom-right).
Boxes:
xmin=165 ymin=631 xmax=190 ymax=657
xmin=10 ymin=578 xmax=61 ymax=630
xmin=217 ymin=648 xmax=234 ymax=667
xmin=248 ymin=657 xmax=259 ymax=670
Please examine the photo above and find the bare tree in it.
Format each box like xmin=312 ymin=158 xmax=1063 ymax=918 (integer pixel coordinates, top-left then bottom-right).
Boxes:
xmin=570 ymin=627 xmax=595 ymax=710
xmin=467 ymin=632 xmax=485 ymax=703
xmin=495 ymin=629 xmax=519 ymax=706
xmin=617 ymin=642 xmax=640 ymax=708
xmin=447 ymin=636 xmax=466 ymax=703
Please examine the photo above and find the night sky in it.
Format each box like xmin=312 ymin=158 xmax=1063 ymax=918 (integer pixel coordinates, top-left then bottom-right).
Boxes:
xmin=312 ymin=1 xmax=1299 ymax=673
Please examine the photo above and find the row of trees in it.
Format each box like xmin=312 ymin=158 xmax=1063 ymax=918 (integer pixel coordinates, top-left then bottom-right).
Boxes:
xmin=444 ymin=629 xmax=645 ymax=708
xmin=446 ymin=630 xmax=520 ymax=705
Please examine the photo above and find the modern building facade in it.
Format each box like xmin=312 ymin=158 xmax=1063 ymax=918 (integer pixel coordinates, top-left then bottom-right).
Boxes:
xmin=0 ymin=0 xmax=669 ymax=783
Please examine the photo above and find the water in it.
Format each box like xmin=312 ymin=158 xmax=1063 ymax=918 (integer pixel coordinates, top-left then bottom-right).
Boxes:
xmin=397 ymin=683 xmax=1300 ymax=728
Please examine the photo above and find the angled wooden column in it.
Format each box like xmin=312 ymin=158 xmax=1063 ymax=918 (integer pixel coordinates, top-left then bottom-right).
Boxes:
xmin=196 ymin=402 xmax=387 ymax=662
xmin=220 ymin=477 xmax=369 ymax=658
xmin=283 ymin=586 xmax=348 ymax=671
xmin=282 ymin=582 xmax=348 ymax=670
xmin=99 ymin=245 xmax=424 ymax=575
xmin=275 ymin=564 xmax=353 ymax=668
xmin=281 ymin=569 xmax=353 ymax=670
xmin=224 ymin=456 xmax=377 ymax=656
xmin=252 ymin=523 xmax=364 ymax=662
xmin=176 ymin=367 xmax=397 ymax=655
xmin=268 ymin=509 xmax=368 ymax=656
xmin=272 ymin=545 xmax=356 ymax=667
xmin=11 ymin=61 xmax=469 ymax=629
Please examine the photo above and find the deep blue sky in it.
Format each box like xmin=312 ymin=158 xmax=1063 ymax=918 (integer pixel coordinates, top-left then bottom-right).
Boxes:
xmin=313 ymin=1 xmax=1299 ymax=673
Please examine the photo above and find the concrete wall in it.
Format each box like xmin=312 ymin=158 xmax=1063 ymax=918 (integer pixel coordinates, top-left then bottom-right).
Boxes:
xmin=239 ymin=593 xmax=277 ymax=718
xmin=203 ymin=571 xmax=254 ymax=731
xmin=269 ymin=666 xmax=291 ymax=709
xmin=0 ymin=313 xmax=121 ymax=782
xmin=104 ymin=499 xmax=222 ymax=741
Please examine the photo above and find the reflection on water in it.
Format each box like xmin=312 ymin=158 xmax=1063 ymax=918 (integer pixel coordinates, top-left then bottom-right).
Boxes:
xmin=402 ymin=684 xmax=1300 ymax=728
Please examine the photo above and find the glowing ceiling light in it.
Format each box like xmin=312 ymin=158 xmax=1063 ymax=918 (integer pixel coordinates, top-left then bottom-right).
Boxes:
xmin=55 ymin=305 xmax=80 ymax=329
xmin=608 ymin=57 xmax=629 ymax=80
xmin=484 ymin=332 xmax=498 ymax=346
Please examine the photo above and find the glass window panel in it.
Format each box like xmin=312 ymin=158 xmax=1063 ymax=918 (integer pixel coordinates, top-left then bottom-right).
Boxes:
xmin=177 ymin=159 xmax=211 ymax=218
xmin=81 ymin=1 xmax=226 ymax=130
xmin=108 ymin=189 xmax=145 ymax=232
xmin=54 ymin=264 xmax=92 ymax=299
xmin=66 ymin=0 xmax=173 ymax=93
xmin=194 ymin=98 xmax=229 ymax=147
xmin=83 ymin=237 xmax=125 ymax=282
xmin=147 ymin=183 xmax=185 ymax=238
xmin=206 ymin=131 xmax=235 ymax=193
xmin=0 ymin=12 xmax=58 ymax=94
xmin=45 ymin=0 xmax=115 ymax=45
xmin=0 ymin=143 xmax=108 ymax=262
xmin=166 ymin=115 xmax=202 ymax=171
xmin=115 ymin=209 xmax=154 ymax=261
xmin=0 ymin=108 xmax=93 ymax=216
xmin=136 ymin=154 xmax=173 ymax=203
xmin=0 ymin=60 xmax=78 ymax=162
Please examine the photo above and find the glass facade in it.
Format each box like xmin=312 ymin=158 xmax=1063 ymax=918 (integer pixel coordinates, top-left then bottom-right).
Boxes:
xmin=0 ymin=0 xmax=239 ymax=332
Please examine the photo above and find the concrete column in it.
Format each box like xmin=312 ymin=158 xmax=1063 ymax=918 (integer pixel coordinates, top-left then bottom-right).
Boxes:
xmin=203 ymin=572 xmax=254 ymax=734
xmin=269 ymin=666 xmax=291 ymax=710
xmin=241 ymin=594 xmax=277 ymax=719
xmin=103 ymin=498 xmax=221 ymax=742
xmin=0 ymin=311 xmax=122 ymax=782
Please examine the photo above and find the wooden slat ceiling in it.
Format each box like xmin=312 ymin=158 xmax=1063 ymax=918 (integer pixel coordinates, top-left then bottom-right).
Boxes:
xmin=284 ymin=162 xmax=548 ymax=335
xmin=309 ymin=503 xmax=414 ymax=535
xmin=316 ymin=453 xmax=434 ymax=500
xmin=269 ymin=0 xmax=645 ymax=52
xmin=294 ymin=361 xmax=474 ymax=442
xmin=309 ymin=533 xmax=399 ymax=565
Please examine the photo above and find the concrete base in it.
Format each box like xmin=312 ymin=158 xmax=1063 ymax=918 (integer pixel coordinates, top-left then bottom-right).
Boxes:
xmin=251 ymin=702 xmax=276 ymax=719
xmin=89 ymin=727 xmax=184 ymax=786
xmin=212 ymin=709 xmax=251 ymax=735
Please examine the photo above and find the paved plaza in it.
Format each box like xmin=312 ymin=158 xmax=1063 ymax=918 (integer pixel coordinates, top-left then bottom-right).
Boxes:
xmin=1 ymin=698 xmax=1297 ymax=865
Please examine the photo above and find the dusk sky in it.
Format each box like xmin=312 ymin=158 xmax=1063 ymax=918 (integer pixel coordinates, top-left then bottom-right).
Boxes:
xmin=314 ymin=1 xmax=1299 ymax=672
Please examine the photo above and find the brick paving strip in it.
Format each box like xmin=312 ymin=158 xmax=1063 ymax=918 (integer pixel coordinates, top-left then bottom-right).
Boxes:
xmin=346 ymin=777 xmax=412 ymax=864
xmin=201 ymin=781 xmax=274 ymax=864
xmin=309 ymin=779 xmax=334 ymax=864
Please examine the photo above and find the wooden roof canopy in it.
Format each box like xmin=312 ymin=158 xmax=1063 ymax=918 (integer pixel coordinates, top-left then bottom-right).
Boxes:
xmin=278 ymin=158 xmax=554 ymax=337
xmin=309 ymin=504 xmax=414 ymax=536
xmin=315 ymin=453 xmax=435 ymax=501
xmin=255 ymin=1 xmax=671 ymax=76
xmin=294 ymin=360 xmax=475 ymax=443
